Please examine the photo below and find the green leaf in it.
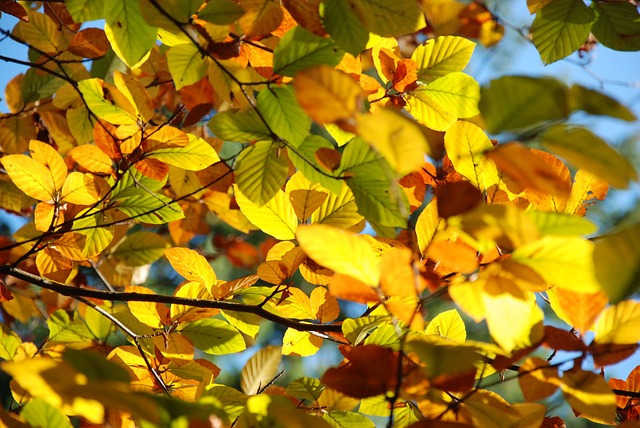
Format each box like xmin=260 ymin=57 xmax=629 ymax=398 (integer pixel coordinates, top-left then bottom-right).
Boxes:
xmin=353 ymin=0 xmax=426 ymax=37
xmin=288 ymin=135 xmax=342 ymax=194
xmin=405 ymin=90 xmax=456 ymax=131
xmin=179 ymin=319 xmax=246 ymax=355
xmin=342 ymin=316 xmax=388 ymax=345
xmin=111 ymin=231 xmax=170 ymax=266
xmin=322 ymin=0 xmax=369 ymax=56
xmin=591 ymin=2 xmax=640 ymax=51
xmin=235 ymin=141 xmax=289 ymax=206
xmin=104 ymin=0 xmax=157 ymax=68
xmin=47 ymin=310 xmax=94 ymax=345
xmin=72 ymin=210 xmax=116 ymax=259
xmin=198 ymin=0 xmax=245 ymax=25
xmin=340 ymin=138 xmax=408 ymax=227
xmin=570 ymin=84 xmax=636 ymax=122
xmin=531 ymin=0 xmax=594 ymax=64
xmin=63 ymin=349 xmax=130 ymax=383
xmin=480 ymin=76 xmax=570 ymax=134
xmin=539 ymin=124 xmax=638 ymax=189
xmin=21 ymin=399 xmax=73 ymax=428
xmin=0 ymin=324 xmax=22 ymax=361
xmin=235 ymin=186 xmax=298 ymax=240
xmin=66 ymin=0 xmax=104 ymax=22
xmin=594 ymin=224 xmax=640 ymax=303
xmin=273 ymin=27 xmax=344 ymax=77
xmin=310 ymin=181 xmax=363 ymax=230
xmin=286 ymin=377 xmax=325 ymax=402
xmin=257 ymin=86 xmax=311 ymax=147
xmin=208 ymin=109 xmax=272 ymax=143
xmin=412 ymin=36 xmax=476 ymax=82
xmin=324 ymin=411 xmax=375 ymax=428
xmin=77 ymin=79 xmax=138 ymax=125
xmin=111 ymin=168 xmax=166 ymax=199
xmin=115 ymin=192 xmax=184 ymax=224
xmin=21 ymin=68 xmax=65 ymax=106
xmin=241 ymin=346 xmax=282 ymax=395
xmin=167 ymin=43 xmax=209 ymax=90
xmin=202 ymin=384 xmax=248 ymax=419
xmin=420 ymin=72 xmax=480 ymax=118
xmin=363 ymin=324 xmax=401 ymax=350
xmin=221 ymin=310 xmax=261 ymax=339
xmin=147 ymin=134 xmax=220 ymax=170
xmin=526 ymin=210 xmax=597 ymax=236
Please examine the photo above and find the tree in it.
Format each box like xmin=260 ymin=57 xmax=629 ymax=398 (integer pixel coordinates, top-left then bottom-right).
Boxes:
xmin=0 ymin=0 xmax=639 ymax=426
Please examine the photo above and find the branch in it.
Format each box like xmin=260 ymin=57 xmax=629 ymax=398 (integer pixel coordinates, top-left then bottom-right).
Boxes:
xmin=0 ymin=266 xmax=343 ymax=333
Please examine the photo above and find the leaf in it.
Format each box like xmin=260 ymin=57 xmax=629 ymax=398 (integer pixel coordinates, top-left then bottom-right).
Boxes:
xmin=208 ymin=108 xmax=272 ymax=143
xmin=294 ymin=65 xmax=363 ymax=125
xmin=512 ymin=236 xmax=602 ymax=294
xmin=286 ymin=172 xmax=328 ymax=222
xmin=288 ymin=135 xmax=343 ymax=194
xmin=594 ymin=300 xmax=640 ymax=345
xmin=594 ymin=224 xmax=640 ymax=303
xmin=1 ymin=154 xmax=56 ymax=201
xmin=340 ymin=138 xmax=408 ymax=227
xmin=531 ymin=0 xmax=594 ymax=64
xmin=518 ymin=357 xmax=561 ymax=402
xmin=273 ymin=26 xmax=344 ymax=76
xmin=115 ymin=192 xmax=184 ymax=224
xmin=66 ymin=0 xmax=103 ymax=22
xmin=104 ymin=0 xmax=157 ymax=68
xmin=479 ymin=76 xmax=570 ymax=134
xmin=235 ymin=186 xmax=298 ymax=240
xmin=36 ymin=248 xmax=74 ymax=284
xmin=68 ymin=28 xmax=110 ymax=59
xmin=540 ymin=124 xmax=638 ymax=189
xmin=61 ymin=172 xmax=105 ymax=205
xmin=126 ymin=285 xmax=168 ymax=328
xmin=353 ymin=0 xmax=426 ymax=37
xmin=591 ymin=2 xmax=640 ymax=51
xmin=309 ymin=181 xmax=363 ymax=230
xmin=418 ymin=72 xmax=480 ymax=119
xmin=322 ymin=345 xmax=398 ymax=398
xmin=221 ymin=310 xmax=261 ymax=339
xmin=235 ymin=141 xmax=289 ymax=206
xmin=257 ymin=85 xmax=311 ymax=147
xmin=109 ymin=232 xmax=169 ymax=266
xmin=77 ymin=79 xmax=138 ymax=125
xmin=286 ymin=377 xmax=325 ymax=402
xmin=405 ymin=90 xmax=456 ymax=131
xmin=238 ymin=0 xmax=283 ymax=37
xmin=282 ymin=328 xmax=323 ymax=356
xmin=415 ymin=199 xmax=443 ymax=256
xmin=68 ymin=145 xmax=114 ymax=175
xmin=164 ymin=247 xmax=216 ymax=290
xmin=547 ymin=288 xmax=608 ymax=334
xmin=297 ymin=224 xmax=380 ymax=286
xmin=412 ymin=36 xmax=476 ymax=82
xmin=426 ymin=309 xmax=466 ymax=343
xmin=20 ymin=398 xmax=72 ymax=428
xmin=198 ymin=0 xmax=245 ymax=25
xmin=357 ymin=107 xmax=427 ymax=175
xmin=444 ymin=121 xmax=499 ymax=191
xmin=560 ymin=369 xmax=616 ymax=424
xmin=322 ymin=0 xmax=369 ymax=56
xmin=168 ymin=43 xmax=209 ymax=90
xmin=526 ymin=210 xmax=597 ymax=236
xmin=569 ymin=84 xmax=636 ymax=122
xmin=12 ymin=11 xmax=61 ymax=54
xmin=147 ymin=134 xmax=220 ymax=171
xmin=179 ymin=319 xmax=246 ymax=355
xmin=241 ymin=346 xmax=282 ymax=394
xmin=565 ymin=169 xmax=608 ymax=216
xmin=324 ymin=410 xmax=376 ymax=428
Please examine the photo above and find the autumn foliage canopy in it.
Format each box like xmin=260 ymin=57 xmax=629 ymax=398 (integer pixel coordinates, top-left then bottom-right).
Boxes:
xmin=1 ymin=0 xmax=640 ymax=427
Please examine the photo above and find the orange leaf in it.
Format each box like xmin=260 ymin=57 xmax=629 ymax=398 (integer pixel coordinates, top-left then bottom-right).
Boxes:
xmin=392 ymin=59 xmax=418 ymax=93
xmin=93 ymin=121 xmax=121 ymax=159
xmin=135 ymin=158 xmax=169 ymax=181
xmin=524 ymin=149 xmax=571 ymax=212
xmin=68 ymin=28 xmax=109 ymax=58
xmin=36 ymin=247 xmax=74 ymax=284
xmin=310 ymin=287 xmax=339 ymax=322
xmin=0 ymin=280 xmax=13 ymax=302
xmin=314 ymin=148 xmax=342 ymax=172
xmin=322 ymin=345 xmax=399 ymax=398
xmin=426 ymin=240 xmax=479 ymax=274
xmin=238 ymin=0 xmax=283 ymax=38
xmin=329 ymin=273 xmax=379 ymax=303
xmin=164 ymin=247 xmax=216 ymax=290
xmin=518 ymin=357 xmax=560 ymax=401
xmin=487 ymin=143 xmax=571 ymax=199
xmin=380 ymin=247 xmax=422 ymax=297
xmin=542 ymin=326 xmax=586 ymax=352
xmin=552 ymin=288 xmax=608 ymax=334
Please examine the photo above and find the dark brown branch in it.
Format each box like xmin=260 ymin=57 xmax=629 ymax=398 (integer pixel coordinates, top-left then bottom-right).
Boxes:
xmin=0 ymin=266 xmax=343 ymax=333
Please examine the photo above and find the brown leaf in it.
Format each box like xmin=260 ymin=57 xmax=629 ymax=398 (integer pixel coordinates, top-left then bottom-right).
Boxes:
xmin=315 ymin=148 xmax=342 ymax=172
xmin=392 ymin=59 xmax=419 ymax=93
xmin=541 ymin=416 xmax=566 ymax=428
xmin=0 ymin=0 xmax=28 ymax=22
xmin=68 ymin=28 xmax=109 ymax=59
xmin=282 ymin=0 xmax=325 ymax=36
xmin=135 ymin=158 xmax=169 ymax=181
xmin=435 ymin=181 xmax=482 ymax=219
xmin=322 ymin=345 xmax=399 ymax=398
xmin=543 ymin=326 xmax=587 ymax=352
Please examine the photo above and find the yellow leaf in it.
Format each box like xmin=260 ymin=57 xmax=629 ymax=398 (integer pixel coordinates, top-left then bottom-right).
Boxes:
xmin=594 ymin=300 xmax=640 ymax=345
xmin=282 ymin=328 xmax=323 ymax=357
xmin=415 ymin=199 xmax=445 ymax=256
xmin=61 ymin=172 xmax=106 ymax=205
xmin=449 ymin=280 xmax=486 ymax=323
xmin=29 ymin=140 xmax=67 ymax=191
xmin=113 ymin=70 xmax=154 ymax=122
xmin=235 ymin=186 xmax=298 ymax=240
xmin=36 ymin=248 xmax=74 ymax=284
xmin=68 ymin=145 xmax=114 ymax=175
xmin=560 ymin=369 xmax=616 ymax=425
xmin=565 ymin=169 xmax=608 ymax=216
xmin=1 ymin=154 xmax=56 ymax=201
xmin=357 ymin=107 xmax=427 ymax=175
xmin=310 ymin=287 xmax=340 ymax=323
xmin=412 ymin=36 xmax=476 ymax=82
xmin=164 ymin=247 xmax=216 ymax=291
xmin=125 ymin=285 xmax=168 ymax=329
xmin=297 ymin=224 xmax=380 ymax=286
xmin=512 ymin=236 xmax=601 ymax=294
xmin=285 ymin=172 xmax=329 ymax=222
xmin=309 ymin=181 xmax=363 ymax=230
xmin=241 ymin=346 xmax=282 ymax=395
xmin=405 ymin=90 xmax=456 ymax=131
xmin=294 ymin=65 xmax=363 ymax=126
xmin=547 ymin=288 xmax=608 ymax=334
xmin=238 ymin=0 xmax=283 ymax=37
xmin=34 ymin=201 xmax=56 ymax=232
xmin=426 ymin=309 xmax=466 ymax=343
xmin=444 ymin=121 xmax=499 ymax=191
xmin=170 ymin=281 xmax=218 ymax=323
xmin=518 ymin=357 xmax=560 ymax=402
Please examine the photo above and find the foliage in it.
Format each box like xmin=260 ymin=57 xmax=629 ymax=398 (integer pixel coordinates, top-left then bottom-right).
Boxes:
xmin=0 ymin=0 xmax=639 ymax=427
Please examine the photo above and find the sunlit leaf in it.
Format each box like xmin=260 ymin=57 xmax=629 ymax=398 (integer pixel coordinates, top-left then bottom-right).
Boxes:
xmin=104 ymin=0 xmax=157 ymax=68
xmin=147 ymin=133 xmax=220 ymax=171
xmin=78 ymin=79 xmax=138 ymax=125
xmin=112 ymin=232 xmax=170 ymax=266
xmin=560 ymin=369 xmax=616 ymax=425
xmin=236 ymin=186 xmax=298 ymax=240
xmin=426 ymin=309 xmax=466 ymax=343
xmin=593 ymin=300 xmax=640 ymax=345
xmin=241 ymin=346 xmax=282 ymax=394
xmin=238 ymin=0 xmax=283 ymax=37
xmin=198 ymin=0 xmax=245 ymax=25
xmin=257 ymin=85 xmax=311 ymax=147
xmin=273 ymin=27 xmax=344 ymax=76
xmin=168 ymin=43 xmax=209 ymax=90
xmin=282 ymin=329 xmax=323 ymax=356
xmin=1 ymin=154 xmax=56 ymax=201
xmin=594 ymin=224 xmax=640 ymax=303
xmin=179 ymin=318 xmax=246 ymax=355
xmin=164 ymin=247 xmax=216 ymax=290
xmin=412 ymin=36 xmax=476 ymax=82
xmin=235 ymin=141 xmax=289 ymax=206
